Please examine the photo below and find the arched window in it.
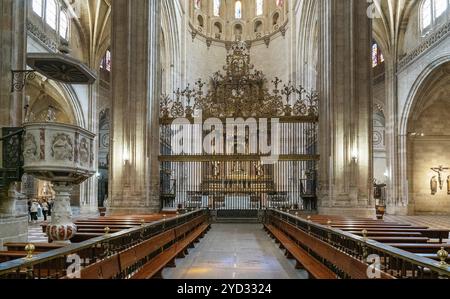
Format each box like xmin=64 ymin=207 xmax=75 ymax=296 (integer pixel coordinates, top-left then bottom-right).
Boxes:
xmin=32 ymin=0 xmax=43 ymax=17
xmin=235 ymin=1 xmax=242 ymax=19
xmin=372 ymin=42 xmax=384 ymax=68
xmin=59 ymin=10 xmax=69 ymax=39
xmin=46 ymin=0 xmax=58 ymax=30
xmin=421 ymin=0 xmax=450 ymax=33
xmin=276 ymin=0 xmax=284 ymax=8
xmin=213 ymin=0 xmax=221 ymax=17
xmin=256 ymin=0 xmax=263 ymax=16
xmin=100 ymin=50 xmax=112 ymax=72
xmin=435 ymin=0 xmax=448 ymax=18
xmin=422 ymin=0 xmax=432 ymax=29
xmin=194 ymin=0 xmax=201 ymax=10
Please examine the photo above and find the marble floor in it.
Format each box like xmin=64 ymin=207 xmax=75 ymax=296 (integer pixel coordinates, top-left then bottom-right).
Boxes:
xmin=163 ymin=223 xmax=308 ymax=279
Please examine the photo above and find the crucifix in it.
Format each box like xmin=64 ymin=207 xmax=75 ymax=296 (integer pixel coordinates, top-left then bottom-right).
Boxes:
xmin=431 ymin=165 xmax=449 ymax=191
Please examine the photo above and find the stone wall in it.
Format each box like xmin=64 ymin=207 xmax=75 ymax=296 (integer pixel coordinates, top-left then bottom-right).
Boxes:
xmin=0 ymin=215 xmax=28 ymax=250
xmin=409 ymin=100 xmax=450 ymax=215
xmin=185 ymin=31 xmax=291 ymax=88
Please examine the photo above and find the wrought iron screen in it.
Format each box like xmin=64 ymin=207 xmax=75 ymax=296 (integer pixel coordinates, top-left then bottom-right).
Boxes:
xmin=159 ymin=42 xmax=319 ymax=211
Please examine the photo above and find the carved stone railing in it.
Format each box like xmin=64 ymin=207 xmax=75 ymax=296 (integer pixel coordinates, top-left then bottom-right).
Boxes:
xmin=398 ymin=21 xmax=450 ymax=71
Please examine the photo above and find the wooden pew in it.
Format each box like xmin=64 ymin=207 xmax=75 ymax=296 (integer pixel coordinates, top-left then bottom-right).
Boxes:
xmin=0 ymin=251 xmax=28 ymax=263
xmin=265 ymin=224 xmax=337 ymax=279
xmin=265 ymin=218 xmax=395 ymax=279
xmin=75 ymin=214 xmax=211 ymax=279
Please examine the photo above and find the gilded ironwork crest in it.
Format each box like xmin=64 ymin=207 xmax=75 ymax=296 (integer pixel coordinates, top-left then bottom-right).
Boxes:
xmin=161 ymin=42 xmax=319 ymax=119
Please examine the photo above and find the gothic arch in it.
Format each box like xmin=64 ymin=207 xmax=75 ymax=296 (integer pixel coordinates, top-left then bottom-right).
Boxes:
xmin=400 ymin=55 xmax=450 ymax=137
xmin=295 ymin=0 xmax=318 ymax=89
xmin=161 ymin=0 xmax=183 ymax=93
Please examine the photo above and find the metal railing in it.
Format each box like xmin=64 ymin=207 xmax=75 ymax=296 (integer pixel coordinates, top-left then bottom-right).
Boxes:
xmin=266 ymin=209 xmax=450 ymax=279
xmin=0 ymin=209 xmax=209 ymax=279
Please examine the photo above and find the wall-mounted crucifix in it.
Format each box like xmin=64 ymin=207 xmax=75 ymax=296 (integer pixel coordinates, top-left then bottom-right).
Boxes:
xmin=430 ymin=165 xmax=449 ymax=194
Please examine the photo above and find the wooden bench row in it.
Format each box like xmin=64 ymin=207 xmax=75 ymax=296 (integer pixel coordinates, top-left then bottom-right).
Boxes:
xmin=276 ymin=213 xmax=450 ymax=276
xmin=265 ymin=217 xmax=395 ymax=279
xmin=75 ymin=214 xmax=210 ymax=279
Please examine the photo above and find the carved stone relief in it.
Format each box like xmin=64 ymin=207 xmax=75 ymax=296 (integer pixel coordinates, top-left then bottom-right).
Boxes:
xmin=51 ymin=133 xmax=74 ymax=161
xmin=23 ymin=133 xmax=38 ymax=162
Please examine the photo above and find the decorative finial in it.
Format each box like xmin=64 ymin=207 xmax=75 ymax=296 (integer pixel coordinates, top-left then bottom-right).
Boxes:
xmin=25 ymin=243 xmax=35 ymax=260
xmin=362 ymin=229 xmax=368 ymax=242
xmin=437 ymin=247 xmax=449 ymax=267
xmin=104 ymin=226 xmax=110 ymax=235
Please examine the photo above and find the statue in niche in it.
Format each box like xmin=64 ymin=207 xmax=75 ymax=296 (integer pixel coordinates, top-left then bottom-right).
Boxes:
xmin=447 ymin=176 xmax=450 ymax=195
xmin=46 ymin=105 xmax=56 ymax=122
xmin=212 ymin=161 xmax=221 ymax=178
xmin=431 ymin=176 xmax=438 ymax=195
xmin=254 ymin=162 xmax=264 ymax=178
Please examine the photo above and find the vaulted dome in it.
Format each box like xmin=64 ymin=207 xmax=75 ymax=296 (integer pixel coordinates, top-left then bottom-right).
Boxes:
xmin=190 ymin=0 xmax=288 ymax=42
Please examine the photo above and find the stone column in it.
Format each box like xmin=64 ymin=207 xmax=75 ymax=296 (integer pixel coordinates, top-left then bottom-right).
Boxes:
xmin=80 ymin=81 xmax=100 ymax=215
xmin=0 ymin=0 xmax=27 ymax=129
xmin=0 ymin=0 xmax=28 ymax=249
xmin=45 ymin=184 xmax=77 ymax=242
xmin=317 ymin=0 xmax=374 ymax=217
xmin=108 ymin=0 xmax=161 ymax=215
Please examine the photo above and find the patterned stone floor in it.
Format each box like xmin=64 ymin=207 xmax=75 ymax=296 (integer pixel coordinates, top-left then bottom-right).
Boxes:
xmin=163 ymin=223 xmax=308 ymax=279
xmin=384 ymin=215 xmax=450 ymax=230
xmin=385 ymin=215 xmax=450 ymax=242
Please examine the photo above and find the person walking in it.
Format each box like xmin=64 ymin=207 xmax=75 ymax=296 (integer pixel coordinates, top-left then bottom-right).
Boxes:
xmin=47 ymin=198 xmax=53 ymax=217
xmin=42 ymin=200 xmax=49 ymax=221
xmin=30 ymin=200 xmax=39 ymax=224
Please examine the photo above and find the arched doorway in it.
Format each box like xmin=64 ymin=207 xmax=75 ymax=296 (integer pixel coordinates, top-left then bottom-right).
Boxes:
xmin=406 ymin=61 xmax=450 ymax=215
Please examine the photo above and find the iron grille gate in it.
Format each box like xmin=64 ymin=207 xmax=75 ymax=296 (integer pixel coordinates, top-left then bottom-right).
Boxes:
xmin=158 ymin=41 xmax=319 ymax=212
xmin=159 ymin=121 xmax=318 ymax=212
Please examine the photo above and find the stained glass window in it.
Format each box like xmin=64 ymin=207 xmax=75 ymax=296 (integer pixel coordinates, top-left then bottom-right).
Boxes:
xmin=32 ymin=0 xmax=43 ymax=17
xmin=46 ymin=0 xmax=58 ymax=30
xmin=235 ymin=1 xmax=242 ymax=19
xmin=256 ymin=0 xmax=263 ymax=16
xmin=214 ymin=0 xmax=221 ymax=17
xmin=372 ymin=42 xmax=384 ymax=68
xmin=101 ymin=50 xmax=112 ymax=72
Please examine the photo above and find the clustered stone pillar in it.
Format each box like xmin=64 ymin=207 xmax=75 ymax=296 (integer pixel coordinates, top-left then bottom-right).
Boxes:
xmin=0 ymin=0 xmax=27 ymax=128
xmin=317 ymin=0 xmax=374 ymax=217
xmin=108 ymin=0 xmax=162 ymax=215
xmin=0 ymin=0 xmax=28 ymax=248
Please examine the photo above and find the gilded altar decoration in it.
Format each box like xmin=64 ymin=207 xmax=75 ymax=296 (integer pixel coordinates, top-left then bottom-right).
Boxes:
xmin=160 ymin=42 xmax=319 ymax=120
xmin=51 ymin=133 xmax=74 ymax=161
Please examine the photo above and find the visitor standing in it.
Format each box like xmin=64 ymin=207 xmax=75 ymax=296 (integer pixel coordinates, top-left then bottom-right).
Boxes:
xmin=30 ymin=200 xmax=39 ymax=224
